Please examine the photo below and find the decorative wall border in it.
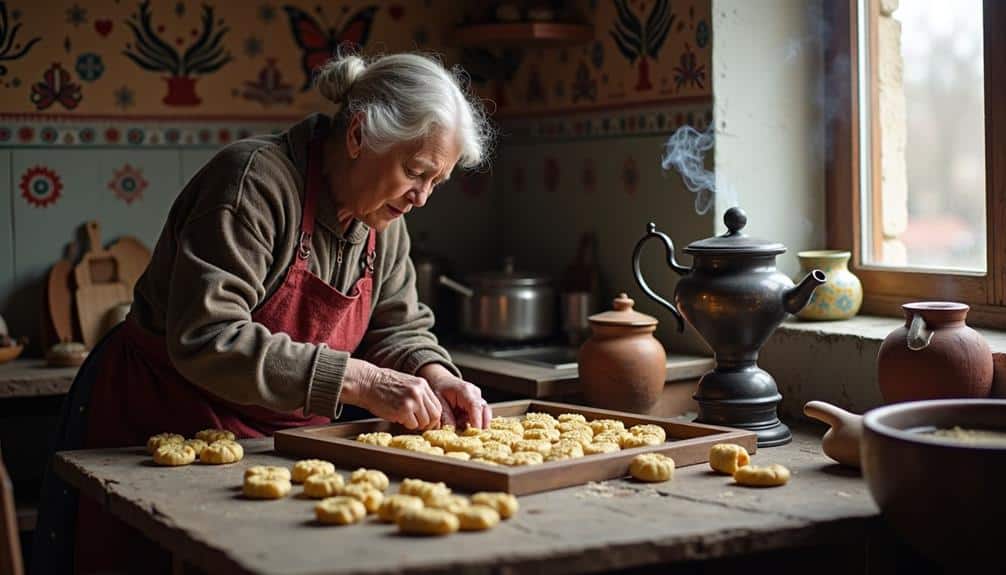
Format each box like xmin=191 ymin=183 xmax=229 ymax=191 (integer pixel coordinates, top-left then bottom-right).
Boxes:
xmin=0 ymin=118 xmax=291 ymax=148
xmin=500 ymin=97 xmax=713 ymax=144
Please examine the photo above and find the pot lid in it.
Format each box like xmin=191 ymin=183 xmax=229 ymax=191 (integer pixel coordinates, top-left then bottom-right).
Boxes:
xmin=467 ymin=256 xmax=552 ymax=287
xmin=684 ymin=207 xmax=785 ymax=256
xmin=588 ymin=293 xmax=657 ymax=326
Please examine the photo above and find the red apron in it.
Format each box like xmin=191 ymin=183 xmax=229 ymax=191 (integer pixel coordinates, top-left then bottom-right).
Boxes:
xmin=75 ymin=128 xmax=376 ymax=572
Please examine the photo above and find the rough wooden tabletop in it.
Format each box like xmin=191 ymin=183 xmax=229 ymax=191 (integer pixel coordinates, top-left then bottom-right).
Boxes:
xmin=0 ymin=358 xmax=77 ymax=398
xmin=54 ymin=426 xmax=878 ymax=575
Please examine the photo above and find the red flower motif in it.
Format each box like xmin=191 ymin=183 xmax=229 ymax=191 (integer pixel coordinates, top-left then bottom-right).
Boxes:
xmin=108 ymin=164 xmax=149 ymax=205
xmin=19 ymin=166 xmax=63 ymax=208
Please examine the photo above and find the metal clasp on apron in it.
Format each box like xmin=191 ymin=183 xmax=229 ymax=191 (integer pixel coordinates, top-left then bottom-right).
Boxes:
xmin=298 ymin=231 xmax=312 ymax=260
xmin=363 ymin=250 xmax=376 ymax=274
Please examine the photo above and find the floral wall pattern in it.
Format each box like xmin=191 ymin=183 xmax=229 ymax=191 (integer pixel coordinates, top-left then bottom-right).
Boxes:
xmin=0 ymin=0 xmax=711 ymax=122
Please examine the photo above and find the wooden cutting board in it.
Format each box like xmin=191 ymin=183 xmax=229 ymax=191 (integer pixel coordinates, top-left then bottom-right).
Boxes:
xmin=43 ymin=259 xmax=75 ymax=347
xmin=107 ymin=236 xmax=151 ymax=292
xmin=74 ymin=221 xmax=131 ymax=349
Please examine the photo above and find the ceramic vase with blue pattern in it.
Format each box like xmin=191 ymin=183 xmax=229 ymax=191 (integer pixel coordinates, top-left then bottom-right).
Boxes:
xmin=795 ymin=251 xmax=862 ymax=320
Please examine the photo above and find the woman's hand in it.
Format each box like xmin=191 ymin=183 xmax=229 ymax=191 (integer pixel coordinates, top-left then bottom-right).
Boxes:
xmin=342 ymin=359 xmax=442 ymax=430
xmin=418 ymin=363 xmax=492 ymax=430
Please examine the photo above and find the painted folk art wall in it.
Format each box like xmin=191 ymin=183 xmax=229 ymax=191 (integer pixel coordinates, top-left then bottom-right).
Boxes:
xmin=0 ymin=0 xmax=711 ymax=123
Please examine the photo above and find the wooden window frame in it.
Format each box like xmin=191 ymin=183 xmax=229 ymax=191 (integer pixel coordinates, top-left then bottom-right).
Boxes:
xmin=826 ymin=0 xmax=1006 ymax=328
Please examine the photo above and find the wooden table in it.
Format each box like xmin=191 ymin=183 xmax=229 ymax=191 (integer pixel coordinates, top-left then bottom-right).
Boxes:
xmin=51 ymin=425 xmax=916 ymax=575
xmin=0 ymin=359 xmax=77 ymax=398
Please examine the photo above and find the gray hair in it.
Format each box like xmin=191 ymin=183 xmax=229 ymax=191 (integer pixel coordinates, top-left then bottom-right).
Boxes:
xmin=315 ymin=52 xmax=494 ymax=169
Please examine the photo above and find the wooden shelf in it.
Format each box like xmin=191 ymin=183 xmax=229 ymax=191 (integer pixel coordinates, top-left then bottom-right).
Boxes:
xmin=454 ymin=22 xmax=594 ymax=47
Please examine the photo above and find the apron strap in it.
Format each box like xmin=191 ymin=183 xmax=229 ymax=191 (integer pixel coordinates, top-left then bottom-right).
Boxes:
xmin=298 ymin=131 xmax=324 ymax=261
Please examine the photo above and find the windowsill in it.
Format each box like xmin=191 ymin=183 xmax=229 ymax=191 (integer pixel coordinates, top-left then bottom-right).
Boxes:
xmin=761 ymin=314 xmax=1006 ymax=420
xmin=776 ymin=315 xmax=1006 ymax=353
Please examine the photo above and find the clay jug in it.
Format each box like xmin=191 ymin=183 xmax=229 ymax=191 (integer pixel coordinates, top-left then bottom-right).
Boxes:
xmin=577 ymin=293 xmax=666 ymax=413
xmin=877 ymin=302 xmax=993 ymax=403
xmin=803 ymin=400 xmax=862 ymax=468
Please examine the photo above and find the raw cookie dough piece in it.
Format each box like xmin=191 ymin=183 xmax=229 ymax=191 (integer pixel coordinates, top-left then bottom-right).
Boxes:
xmin=390 ymin=435 xmax=430 ymax=450
xmin=146 ymin=433 xmax=184 ymax=454
xmin=471 ymin=492 xmax=519 ymax=519
xmin=291 ymin=459 xmax=335 ymax=483
xmin=315 ymin=496 xmax=367 ymax=525
xmin=244 ymin=465 xmax=291 ymax=481
xmin=339 ymin=482 xmax=384 ymax=512
xmin=444 ymin=436 xmax=484 ymax=454
xmin=512 ymin=439 xmax=552 ymax=455
xmin=629 ymin=453 xmax=675 ymax=482
xmin=583 ymin=442 xmax=621 ymax=455
xmin=589 ymin=419 xmax=626 ymax=435
xmin=397 ymin=507 xmax=460 ymax=536
xmin=620 ymin=433 xmax=662 ymax=449
xmin=471 ymin=457 xmax=501 ymax=466
xmin=399 ymin=479 xmax=451 ymax=503
xmin=478 ymin=429 xmax=520 ymax=445
xmin=303 ymin=472 xmax=346 ymax=498
xmin=411 ymin=445 xmax=445 ymax=456
xmin=523 ymin=428 xmax=560 ymax=442
xmin=489 ymin=417 xmax=525 ymax=435
xmin=592 ymin=431 xmax=624 ymax=445
xmin=243 ymin=475 xmax=292 ymax=499
xmin=523 ymin=412 xmax=557 ymax=425
xmin=377 ymin=494 xmax=425 ymax=523
xmin=200 ymin=440 xmax=244 ymax=464
xmin=356 ymin=432 xmax=393 ymax=447
xmin=629 ymin=424 xmax=667 ymax=442
xmin=153 ymin=444 xmax=196 ymax=466
xmin=350 ymin=468 xmax=390 ymax=491
xmin=195 ymin=428 xmax=236 ymax=443
xmin=444 ymin=451 xmax=471 ymax=460
xmin=557 ymin=413 xmax=587 ymax=424
xmin=422 ymin=429 xmax=457 ymax=448
xmin=709 ymin=443 xmax=751 ymax=475
xmin=559 ymin=429 xmax=594 ymax=447
xmin=734 ymin=464 xmax=790 ymax=487
xmin=425 ymin=494 xmax=470 ymax=514
xmin=183 ymin=438 xmax=208 ymax=456
xmin=457 ymin=505 xmax=501 ymax=531
xmin=507 ymin=451 xmax=544 ymax=466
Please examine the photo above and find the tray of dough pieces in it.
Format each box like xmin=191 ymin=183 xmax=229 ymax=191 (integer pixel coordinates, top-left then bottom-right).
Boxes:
xmin=274 ymin=400 xmax=757 ymax=495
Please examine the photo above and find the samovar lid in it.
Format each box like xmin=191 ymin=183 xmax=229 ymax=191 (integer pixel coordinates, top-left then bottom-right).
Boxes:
xmin=684 ymin=207 xmax=786 ymax=256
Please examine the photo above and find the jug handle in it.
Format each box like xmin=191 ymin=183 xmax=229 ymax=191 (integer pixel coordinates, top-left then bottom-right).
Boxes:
xmin=907 ymin=313 xmax=933 ymax=351
xmin=632 ymin=223 xmax=689 ymax=333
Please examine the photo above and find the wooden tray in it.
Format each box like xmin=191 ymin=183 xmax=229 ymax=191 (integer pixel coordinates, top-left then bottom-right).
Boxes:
xmin=274 ymin=400 xmax=757 ymax=495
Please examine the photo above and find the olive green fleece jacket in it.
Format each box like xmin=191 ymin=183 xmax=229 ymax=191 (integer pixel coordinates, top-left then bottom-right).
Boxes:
xmin=130 ymin=113 xmax=459 ymax=419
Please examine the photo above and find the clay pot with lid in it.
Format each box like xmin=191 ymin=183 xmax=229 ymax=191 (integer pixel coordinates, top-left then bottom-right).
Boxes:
xmin=877 ymin=301 xmax=993 ymax=403
xmin=577 ymin=293 xmax=666 ymax=413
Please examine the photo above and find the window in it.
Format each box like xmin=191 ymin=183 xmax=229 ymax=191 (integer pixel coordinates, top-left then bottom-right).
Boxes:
xmin=826 ymin=0 xmax=1006 ymax=327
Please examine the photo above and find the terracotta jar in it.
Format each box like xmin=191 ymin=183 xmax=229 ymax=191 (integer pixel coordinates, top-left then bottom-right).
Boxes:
xmin=877 ymin=302 xmax=993 ymax=403
xmin=577 ymin=293 xmax=666 ymax=413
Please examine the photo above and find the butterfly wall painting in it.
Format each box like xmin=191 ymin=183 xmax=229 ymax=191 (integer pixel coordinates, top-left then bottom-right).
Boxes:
xmin=283 ymin=5 xmax=378 ymax=91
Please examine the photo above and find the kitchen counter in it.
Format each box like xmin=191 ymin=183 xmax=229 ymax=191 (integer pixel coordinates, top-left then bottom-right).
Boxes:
xmin=450 ymin=347 xmax=713 ymax=400
xmin=0 ymin=358 xmax=77 ymax=398
xmin=51 ymin=423 xmax=931 ymax=575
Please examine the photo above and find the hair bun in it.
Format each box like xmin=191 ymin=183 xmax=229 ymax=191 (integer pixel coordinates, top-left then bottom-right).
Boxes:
xmin=315 ymin=55 xmax=367 ymax=103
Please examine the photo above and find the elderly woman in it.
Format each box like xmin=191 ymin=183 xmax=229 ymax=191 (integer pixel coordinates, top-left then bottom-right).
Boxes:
xmin=35 ymin=53 xmax=493 ymax=574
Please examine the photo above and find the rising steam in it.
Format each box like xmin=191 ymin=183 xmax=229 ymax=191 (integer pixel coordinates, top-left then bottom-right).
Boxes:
xmin=661 ymin=124 xmax=716 ymax=215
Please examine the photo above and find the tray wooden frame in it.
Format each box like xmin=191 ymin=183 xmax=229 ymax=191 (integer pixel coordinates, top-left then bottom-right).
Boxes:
xmin=274 ymin=400 xmax=758 ymax=495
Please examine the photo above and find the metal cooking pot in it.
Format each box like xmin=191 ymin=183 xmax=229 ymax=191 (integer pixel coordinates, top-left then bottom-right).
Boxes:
xmin=439 ymin=257 xmax=555 ymax=342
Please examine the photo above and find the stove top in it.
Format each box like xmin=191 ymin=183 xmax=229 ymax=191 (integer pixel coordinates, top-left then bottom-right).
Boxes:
xmin=450 ymin=342 xmax=580 ymax=370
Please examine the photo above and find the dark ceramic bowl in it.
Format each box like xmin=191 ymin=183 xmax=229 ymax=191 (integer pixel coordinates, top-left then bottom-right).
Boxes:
xmin=861 ymin=399 xmax=1006 ymax=568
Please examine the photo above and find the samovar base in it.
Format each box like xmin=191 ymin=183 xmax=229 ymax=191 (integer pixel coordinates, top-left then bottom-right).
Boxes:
xmin=691 ymin=365 xmax=793 ymax=447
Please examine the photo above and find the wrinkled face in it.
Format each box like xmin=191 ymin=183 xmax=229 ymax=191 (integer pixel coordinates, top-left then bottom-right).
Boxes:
xmin=337 ymin=114 xmax=460 ymax=232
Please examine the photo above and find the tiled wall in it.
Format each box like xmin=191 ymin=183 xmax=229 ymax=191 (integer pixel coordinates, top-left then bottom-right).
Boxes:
xmin=497 ymin=103 xmax=715 ymax=355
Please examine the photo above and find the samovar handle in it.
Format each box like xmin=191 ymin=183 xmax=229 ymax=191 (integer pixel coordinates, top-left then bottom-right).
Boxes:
xmin=632 ymin=223 xmax=689 ymax=333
